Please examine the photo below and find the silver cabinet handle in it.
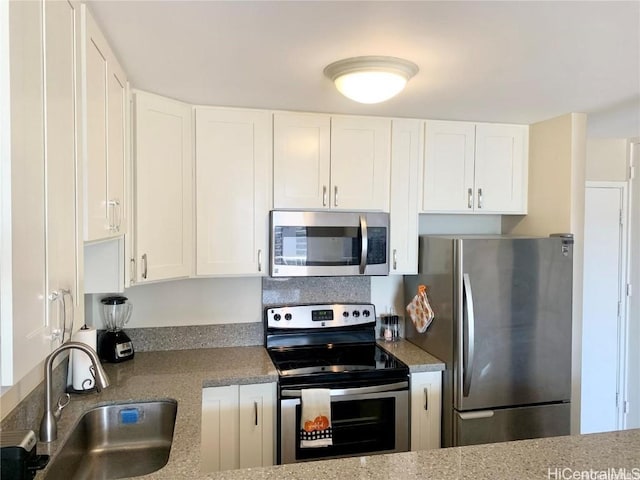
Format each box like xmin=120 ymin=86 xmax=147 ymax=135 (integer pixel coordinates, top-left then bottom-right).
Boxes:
xmin=467 ymin=188 xmax=473 ymax=209
xmin=424 ymin=387 xmax=429 ymax=410
xmin=359 ymin=215 xmax=368 ymax=275
xmin=107 ymin=200 xmax=116 ymax=231
xmin=322 ymin=185 xmax=327 ymax=207
xmin=477 ymin=188 xmax=483 ymax=209
xmin=47 ymin=291 xmax=63 ymax=345
xmin=130 ymin=258 xmax=136 ymax=284
xmin=47 ymin=288 xmax=73 ymax=345
xmin=142 ymin=253 xmax=148 ymax=280
xmin=254 ymin=401 xmax=259 ymax=426
xmin=393 ymin=249 xmax=398 ymax=270
xmin=258 ymin=249 xmax=263 ymax=272
xmin=462 ymin=273 xmax=475 ymax=397
xmin=115 ymin=200 xmax=121 ymax=231
xmin=334 ymin=185 xmax=338 ymax=207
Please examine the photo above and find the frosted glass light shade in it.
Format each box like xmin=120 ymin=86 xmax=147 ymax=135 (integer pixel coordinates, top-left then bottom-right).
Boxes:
xmin=324 ymin=56 xmax=418 ymax=104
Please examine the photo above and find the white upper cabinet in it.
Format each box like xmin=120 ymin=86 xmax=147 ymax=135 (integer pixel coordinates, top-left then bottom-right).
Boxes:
xmin=134 ymin=91 xmax=193 ymax=283
xmin=82 ymin=6 xmax=127 ymax=241
xmin=195 ymin=108 xmax=271 ymax=276
xmin=45 ymin=0 xmax=81 ymax=337
xmin=474 ymin=124 xmax=528 ymax=213
xmin=273 ymin=112 xmax=330 ymax=209
xmin=2 ymin=0 xmax=82 ymax=385
xmin=389 ymin=119 xmax=421 ymax=274
xmin=331 ymin=116 xmax=391 ymax=211
xmin=422 ymin=120 xmax=476 ymax=212
xmin=422 ymin=120 xmax=528 ymax=214
xmin=273 ymin=112 xmax=391 ymax=211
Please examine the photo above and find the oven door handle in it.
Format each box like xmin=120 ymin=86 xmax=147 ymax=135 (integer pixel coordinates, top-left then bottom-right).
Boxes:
xmin=281 ymin=381 xmax=408 ymax=398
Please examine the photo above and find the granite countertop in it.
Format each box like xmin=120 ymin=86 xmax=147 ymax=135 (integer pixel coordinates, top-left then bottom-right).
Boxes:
xmin=206 ymin=429 xmax=640 ymax=480
xmin=27 ymin=343 xmax=640 ymax=479
xmin=377 ymin=338 xmax=445 ymax=372
xmin=34 ymin=346 xmax=278 ymax=479
xmin=32 ymin=340 xmax=443 ymax=479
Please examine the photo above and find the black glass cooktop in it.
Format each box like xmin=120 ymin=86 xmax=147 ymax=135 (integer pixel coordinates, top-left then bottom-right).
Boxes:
xmin=267 ymin=343 xmax=408 ymax=387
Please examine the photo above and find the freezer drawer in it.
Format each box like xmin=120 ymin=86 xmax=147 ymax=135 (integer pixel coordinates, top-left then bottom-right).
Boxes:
xmin=453 ymin=402 xmax=570 ymax=447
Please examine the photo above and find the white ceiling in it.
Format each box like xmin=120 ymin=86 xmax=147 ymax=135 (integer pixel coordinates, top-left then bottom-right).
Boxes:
xmin=88 ymin=0 xmax=640 ymax=137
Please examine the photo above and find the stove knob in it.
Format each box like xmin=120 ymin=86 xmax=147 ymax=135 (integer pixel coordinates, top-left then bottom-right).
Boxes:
xmin=352 ymin=310 xmax=360 ymax=318
xmin=363 ymin=309 xmax=371 ymax=317
xmin=273 ymin=313 xmax=281 ymax=321
xmin=284 ymin=313 xmax=292 ymax=321
xmin=343 ymin=311 xmax=349 ymax=318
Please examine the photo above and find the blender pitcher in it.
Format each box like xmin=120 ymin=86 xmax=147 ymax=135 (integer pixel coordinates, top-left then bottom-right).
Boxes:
xmin=99 ymin=296 xmax=135 ymax=362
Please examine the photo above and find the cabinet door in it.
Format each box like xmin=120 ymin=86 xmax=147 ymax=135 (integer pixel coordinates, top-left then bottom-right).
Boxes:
xmin=422 ymin=121 xmax=476 ymax=212
xmin=389 ymin=119 xmax=421 ymax=274
xmin=83 ymin=7 xmax=128 ymax=241
xmin=2 ymin=0 xmax=49 ymax=385
xmin=134 ymin=91 xmax=192 ymax=283
xmin=238 ymin=383 xmax=276 ymax=468
xmin=195 ymin=108 xmax=271 ymax=276
xmin=330 ymin=116 xmax=391 ymax=211
xmin=106 ymin=61 xmax=127 ymax=235
xmin=44 ymin=0 xmax=80 ymax=342
xmin=201 ymin=386 xmax=239 ymax=473
xmin=474 ymin=124 xmax=528 ymax=213
xmin=410 ymin=371 xmax=442 ymax=451
xmin=83 ymin=10 xmax=108 ymax=241
xmin=273 ymin=112 xmax=330 ymax=209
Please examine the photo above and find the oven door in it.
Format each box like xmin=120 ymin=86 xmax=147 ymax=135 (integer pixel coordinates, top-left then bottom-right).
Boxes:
xmin=279 ymin=382 xmax=409 ymax=464
xmin=270 ymin=210 xmax=389 ymax=277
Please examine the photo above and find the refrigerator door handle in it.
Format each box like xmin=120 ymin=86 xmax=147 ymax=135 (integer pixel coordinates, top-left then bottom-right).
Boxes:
xmin=463 ymin=273 xmax=475 ymax=397
xmin=458 ymin=410 xmax=494 ymax=420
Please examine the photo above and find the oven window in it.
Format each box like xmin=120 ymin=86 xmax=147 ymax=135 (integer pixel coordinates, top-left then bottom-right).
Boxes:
xmin=273 ymin=226 xmax=387 ymax=266
xmin=295 ymin=396 xmax=396 ymax=460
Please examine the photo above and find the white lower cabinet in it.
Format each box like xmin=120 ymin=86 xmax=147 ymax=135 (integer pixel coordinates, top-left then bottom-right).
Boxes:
xmin=201 ymin=383 xmax=276 ymax=472
xmin=410 ymin=371 xmax=442 ymax=451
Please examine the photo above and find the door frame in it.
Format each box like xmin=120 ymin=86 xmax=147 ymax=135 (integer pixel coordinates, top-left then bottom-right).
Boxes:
xmin=583 ymin=181 xmax=629 ymax=431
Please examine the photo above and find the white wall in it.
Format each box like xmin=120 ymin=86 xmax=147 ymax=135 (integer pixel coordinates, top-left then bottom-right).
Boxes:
xmin=586 ymin=138 xmax=628 ymax=182
xmin=86 ymin=277 xmax=262 ymax=329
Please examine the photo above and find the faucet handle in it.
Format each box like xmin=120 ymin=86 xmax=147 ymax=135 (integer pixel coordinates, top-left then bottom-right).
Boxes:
xmin=53 ymin=393 xmax=71 ymax=420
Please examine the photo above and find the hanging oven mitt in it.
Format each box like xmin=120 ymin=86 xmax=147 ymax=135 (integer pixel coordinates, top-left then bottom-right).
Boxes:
xmin=406 ymin=285 xmax=434 ymax=333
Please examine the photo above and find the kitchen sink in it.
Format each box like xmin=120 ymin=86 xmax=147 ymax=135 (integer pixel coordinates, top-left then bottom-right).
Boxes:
xmin=45 ymin=399 xmax=177 ymax=480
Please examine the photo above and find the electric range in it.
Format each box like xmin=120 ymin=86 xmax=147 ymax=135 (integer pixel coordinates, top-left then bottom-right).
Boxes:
xmin=265 ymin=303 xmax=409 ymax=464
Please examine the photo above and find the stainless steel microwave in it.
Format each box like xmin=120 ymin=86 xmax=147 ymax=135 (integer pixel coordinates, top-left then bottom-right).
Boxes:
xmin=270 ymin=210 xmax=389 ymax=277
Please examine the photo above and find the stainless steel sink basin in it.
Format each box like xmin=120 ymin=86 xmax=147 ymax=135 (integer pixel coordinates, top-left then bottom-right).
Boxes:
xmin=45 ymin=400 xmax=177 ymax=479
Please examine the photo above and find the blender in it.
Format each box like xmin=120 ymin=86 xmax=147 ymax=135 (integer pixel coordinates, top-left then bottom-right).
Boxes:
xmin=99 ymin=296 xmax=134 ymax=363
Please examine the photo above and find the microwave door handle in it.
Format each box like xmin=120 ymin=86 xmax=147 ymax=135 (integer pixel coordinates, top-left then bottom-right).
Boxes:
xmin=359 ymin=215 xmax=368 ymax=275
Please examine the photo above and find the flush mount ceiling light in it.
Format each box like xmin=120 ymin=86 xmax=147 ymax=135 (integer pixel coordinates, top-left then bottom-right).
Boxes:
xmin=324 ymin=56 xmax=419 ymax=104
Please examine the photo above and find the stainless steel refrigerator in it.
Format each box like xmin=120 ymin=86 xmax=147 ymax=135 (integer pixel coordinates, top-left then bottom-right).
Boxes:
xmin=404 ymin=234 xmax=573 ymax=447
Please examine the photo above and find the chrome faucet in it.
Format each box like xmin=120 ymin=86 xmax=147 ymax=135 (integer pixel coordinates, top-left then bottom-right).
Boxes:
xmin=39 ymin=341 xmax=110 ymax=442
